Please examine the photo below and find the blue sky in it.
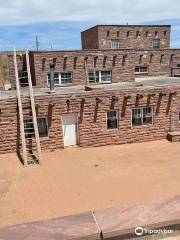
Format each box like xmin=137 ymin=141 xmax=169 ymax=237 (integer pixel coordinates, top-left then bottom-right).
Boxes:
xmin=0 ymin=0 xmax=180 ymax=51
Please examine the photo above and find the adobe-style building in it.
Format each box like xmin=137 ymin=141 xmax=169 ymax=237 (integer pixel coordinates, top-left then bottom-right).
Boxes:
xmin=1 ymin=24 xmax=180 ymax=163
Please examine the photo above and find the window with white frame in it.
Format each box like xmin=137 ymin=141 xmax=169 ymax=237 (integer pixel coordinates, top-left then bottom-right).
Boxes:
xmin=107 ymin=110 xmax=118 ymax=129
xmin=135 ymin=66 xmax=149 ymax=74
xmin=111 ymin=40 xmax=121 ymax=49
xmin=88 ymin=70 xmax=112 ymax=84
xmin=153 ymin=39 xmax=160 ymax=49
xmin=132 ymin=107 xmax=153 ymax=127
xmin=61 ymin=72 xmax=72 ymax=84
xmin=47 ymin=72 xmax=72 ymax=85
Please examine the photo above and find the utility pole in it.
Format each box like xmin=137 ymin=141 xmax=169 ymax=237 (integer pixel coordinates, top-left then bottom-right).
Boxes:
xmin=35 ymin=35 xmax=40 ymax=51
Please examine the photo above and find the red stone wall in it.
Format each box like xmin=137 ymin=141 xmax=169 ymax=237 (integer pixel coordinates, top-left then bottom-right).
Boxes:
xmin=8 ymin=50 xmax=135 ymax=88
xmin=0 ymin=85 xmax=179 ymax=154
xmin=82 ymin=25 xmax=171 ymax=50
xmin=81 ymin=26 xmax=99 ymax=49
xmin=0 ymin=55 xmax=4 ymax=89
xmin=135 ymin=49 xmax=180 ymax=77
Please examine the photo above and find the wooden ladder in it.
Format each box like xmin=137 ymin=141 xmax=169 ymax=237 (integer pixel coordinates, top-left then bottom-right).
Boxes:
xmin=14 ymin=49 xmax=42 ymax=165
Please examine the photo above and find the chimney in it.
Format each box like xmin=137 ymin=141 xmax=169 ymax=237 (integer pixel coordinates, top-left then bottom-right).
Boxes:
xmin=49 ymin=63 xmax=55 ymax=93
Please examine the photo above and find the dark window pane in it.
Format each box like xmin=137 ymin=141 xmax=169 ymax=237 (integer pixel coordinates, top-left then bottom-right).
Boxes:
xmin=37 ymin=118 xmax=48 ymax=137
xmin=101 ymin=71 xmax=112 ymax=82
xmin=107 ymin=111 xmax=118 ymax=129
xmin=153 ymin=39 xmax=160 ymax=49
xmin=132 ymin=117 xmax=142 ymax=126
xmin=107 ymin=119 xmax=118 ymax=129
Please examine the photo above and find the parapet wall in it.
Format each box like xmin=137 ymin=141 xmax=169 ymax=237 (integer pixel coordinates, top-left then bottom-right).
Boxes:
xmin=0 ymin=195 xmax=180 ymax=239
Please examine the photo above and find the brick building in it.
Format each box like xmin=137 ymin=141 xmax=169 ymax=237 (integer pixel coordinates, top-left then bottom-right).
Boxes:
xmin=0 ymin=24 xmax=180 ymax=157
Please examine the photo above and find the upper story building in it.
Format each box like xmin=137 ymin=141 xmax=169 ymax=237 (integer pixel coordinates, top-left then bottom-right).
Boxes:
xmin=81 ymin=25 xmax=171 ymax=50
xmin=5 ymin=24 xmax=180 ymax=90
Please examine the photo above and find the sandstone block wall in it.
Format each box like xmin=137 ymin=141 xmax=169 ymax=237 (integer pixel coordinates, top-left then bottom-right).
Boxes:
xmin=8 ymin=50 xmax=135 ymax=88
xmin=135 ymin=49 xmax=180 ymax=77
xmin=81 ymin=25 xmax=171 ymax=50
xmin=0 ymin=85 xmax=179 ymax=154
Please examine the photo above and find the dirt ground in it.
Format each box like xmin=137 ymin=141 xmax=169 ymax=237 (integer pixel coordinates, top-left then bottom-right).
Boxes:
xmin=0 ymin=139 xmax=180 ymax=228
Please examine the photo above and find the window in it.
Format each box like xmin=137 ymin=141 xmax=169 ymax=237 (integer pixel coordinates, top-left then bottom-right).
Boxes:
xmin=37 ymin=118 xmax=48 ymax=137
xmin=127 ymin=31 xmax=129 ymax=37
xmin=101 ymin=70 xmax=112 ymax=82
xmin=135 ymin=66 xmax=148 ymax=74
xmin=155 ymin=31 xmax=158 ymax=36
xmin=177 ymin=64 xmax=180 ymax=68
xmin=117 ymin=31 xmax=120 ymax=37
xmin=146 ymin=31 xmax=149 ymax=38
xmin=88 ymin=71 xmax=99 ymax=83
xmin=18 ymin=71 xmax=28 ymax=86
xmin=164 ymin=31 xmax=167 ymax=36
xmin=24 ymin=118 xmax=48 ymax=138
xmin=61 ymin=72 xmax=72 ymax=84
xmin=111 ymin=40 xmax=121 ymax=49
xmin=107 ymin=110 xmax=118 ymax=129
xmin=153 ymin=39 xmax=160 ymax=49
xmin=47 ymin=72 xmax=72 ymax=85
xmin=132 ymin=107 xmax=153 ymax=127
xmin=107 ymin=30 xmax=110 ymax=37
xmin=88 ymin=70 xmax=112 ymax=84
xmin=48 ymin=73 xmax=60 ymax=85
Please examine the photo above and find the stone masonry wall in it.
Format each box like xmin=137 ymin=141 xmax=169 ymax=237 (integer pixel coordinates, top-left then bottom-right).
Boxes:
xmin=8 ymin=50 xmax=135 ymax=88
xmin=81 ymin=26 xmax=99 ymax=49
xmin=0 ymin=85 xmax=180 ymax=154
xmin=135 ymin=49 xmax=180 ymax=77
xmin=8 ymin=48 xmax=180 ymax=89
xmin=82 ymin=25 xmax=171 ymax=50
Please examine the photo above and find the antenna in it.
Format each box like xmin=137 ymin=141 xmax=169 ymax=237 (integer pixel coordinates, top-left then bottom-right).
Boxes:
xmin=35 ymin=35 xmax=40 ymax=51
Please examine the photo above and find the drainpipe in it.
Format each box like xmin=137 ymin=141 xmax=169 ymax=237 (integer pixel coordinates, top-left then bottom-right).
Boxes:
xmin=49 ymin=63 xmax=55 ymax=93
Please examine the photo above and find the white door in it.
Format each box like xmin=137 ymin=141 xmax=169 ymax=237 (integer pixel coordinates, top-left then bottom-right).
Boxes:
xmin=62 ymin=113 xmax=78 ymax=147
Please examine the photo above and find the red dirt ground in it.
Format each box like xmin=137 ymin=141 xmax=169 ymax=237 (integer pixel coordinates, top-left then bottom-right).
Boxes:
xmin=0 ymin=140 xmax=180 ymax=227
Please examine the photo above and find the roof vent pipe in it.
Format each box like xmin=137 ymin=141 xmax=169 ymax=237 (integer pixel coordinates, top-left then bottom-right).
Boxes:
xmin=49 ymin=63 xmax=56 ymax=93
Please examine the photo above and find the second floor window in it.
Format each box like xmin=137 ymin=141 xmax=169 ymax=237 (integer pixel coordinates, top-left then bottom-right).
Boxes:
xmin=88 ymin=70 xmax=112 ymax=84
xmin=153 ymin=39 xmax=160 ymax=49
xmin=111 ymin=40 xmax=121 ymax=49
xmin=135 ymin=66 xmax=148 ymax=74
xmin=47 ymin=72 xmax=72 ymax=85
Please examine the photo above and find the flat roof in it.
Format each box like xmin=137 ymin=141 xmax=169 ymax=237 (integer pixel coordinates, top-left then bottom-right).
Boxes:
xmin=0 ymin=77 xmax=180 ymax=100
xmin=81 ymin=24 xmax=171 ymax=33
xmin=97 ymin=24 xmax=171 ymax=27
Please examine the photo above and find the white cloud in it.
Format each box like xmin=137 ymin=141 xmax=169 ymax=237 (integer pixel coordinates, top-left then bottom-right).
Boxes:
xmin=0 ymin=0 xmax=180 ymax=25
